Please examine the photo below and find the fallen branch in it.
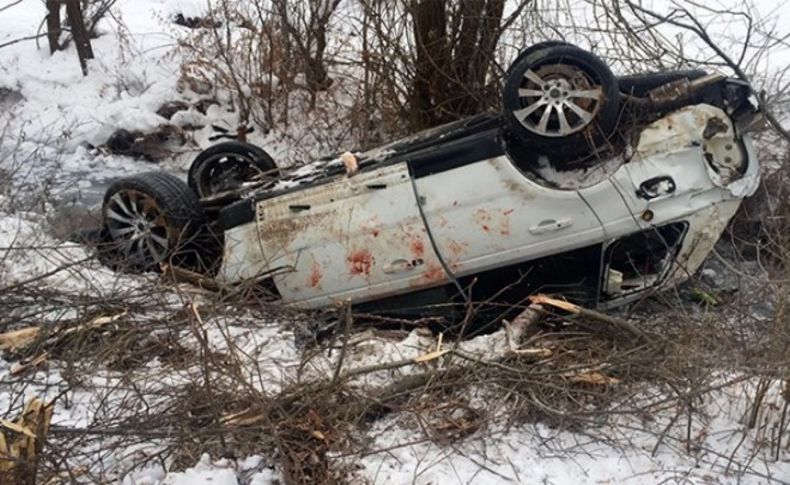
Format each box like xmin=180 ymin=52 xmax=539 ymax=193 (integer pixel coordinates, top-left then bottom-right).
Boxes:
xmin=161 ymin=264 xmax=222 ymax=292
xmin=0 ymin=328 xmax=39 ymax=353
xmin=223 ymin=304 xmax=548 ymax=428
xmin=529 ymin=294 xmax=652 ymax=343
xmin=0 ymin=311 xmax=127 ymax=355
xmin=9 ymin=353 xmax=48 ymax=376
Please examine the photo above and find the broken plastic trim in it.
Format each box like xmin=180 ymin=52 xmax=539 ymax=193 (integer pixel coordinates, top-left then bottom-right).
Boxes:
xmin=219 ymin=198 xmax=255 ymax=230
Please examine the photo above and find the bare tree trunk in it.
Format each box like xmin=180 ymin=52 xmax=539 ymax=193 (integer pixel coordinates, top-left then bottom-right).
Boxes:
xmin=305 ymin=29 xmax=331 ymax=92
xmin=462 ymin=0 xmax=505 ymax=113
xmin=271 ymin=0 xmax=339 ymax=110
xmin=65 ymin=0 xmax=94 ymax=75
xmin=275 ymin=0 xmax=293 ymax=126
xmin=361 ymin=4 xmax=373 ymax=145
xmin=412 ymin=0 xmax=449 ymax=128
xmin=45 ymin=0 xmax=62 ymax=54
xmin=410 ymin=0 xmax=507 ymax=129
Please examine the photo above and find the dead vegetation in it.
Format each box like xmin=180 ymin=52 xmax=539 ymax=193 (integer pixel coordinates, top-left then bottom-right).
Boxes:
xmin=1 ymin=248 xmax=789 ymax=483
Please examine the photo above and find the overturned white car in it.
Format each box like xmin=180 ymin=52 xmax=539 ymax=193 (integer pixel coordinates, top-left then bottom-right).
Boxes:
xmin=100 ymin=43 xmax=761 ymax=323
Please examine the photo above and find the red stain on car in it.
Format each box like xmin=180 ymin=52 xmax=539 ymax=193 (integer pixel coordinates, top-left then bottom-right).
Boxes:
xmin=447 ymin=240 xmax=467 ymax=258
xmin=474 ymin=208 xmax=493 ymax=233
xmin=347 ymin=250 xmax=374 ymax=276
xmin=308 ymin=262 xmax=323 ymax=288
xmin=499 ymin=208 xmax=513 ymax=236
xmin=411 ymin=240 xmax=425 ymax=257
xmin=423 ymin=263 xmax=445 ymax=282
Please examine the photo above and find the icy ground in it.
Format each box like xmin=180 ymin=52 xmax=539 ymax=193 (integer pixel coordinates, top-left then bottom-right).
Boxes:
xmin=2 ymin=0 xmax=790 ymax=483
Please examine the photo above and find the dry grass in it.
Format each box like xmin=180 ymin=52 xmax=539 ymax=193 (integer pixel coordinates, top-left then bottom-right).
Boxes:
xmin=1 ymin=266 xmax=786 ymax=483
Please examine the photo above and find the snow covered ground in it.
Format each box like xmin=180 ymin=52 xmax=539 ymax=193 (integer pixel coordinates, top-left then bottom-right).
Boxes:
xmin=2 ymin=205 xmax=789 ymax=483
xmin=1 ymin=0 xmax=192 ymax=188
xmin=2 ymin=0 xmax=790 ymax=484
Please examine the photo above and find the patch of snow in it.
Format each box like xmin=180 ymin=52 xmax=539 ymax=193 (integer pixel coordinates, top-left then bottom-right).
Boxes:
xmin=120 ymin=453 xmax=281 ymax=485
xmin=161 ymin=454 xmax=239 ymax=485
xmin=532 ymin=153 xmax=625 ymax=189
xmin=349 ymin=377 xmax=790 ymax=484
xmin=0 ymin=211 xmax=150 ymax=295
xmin=2 ymin=1 xmax=790 ymax=484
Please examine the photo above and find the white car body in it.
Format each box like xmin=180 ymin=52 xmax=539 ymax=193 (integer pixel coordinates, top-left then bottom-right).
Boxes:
xmin=216 ymin=102 xmax=759 ymax=315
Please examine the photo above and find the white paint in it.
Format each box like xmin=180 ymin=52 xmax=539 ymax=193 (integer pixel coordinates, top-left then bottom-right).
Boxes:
xmin=237 ymin=163 xmax=447 ymax=307
xmin=413 ymin=155 xmax=604 ymax=276
xmin=219 ymin=104 xmax=759 ymax=310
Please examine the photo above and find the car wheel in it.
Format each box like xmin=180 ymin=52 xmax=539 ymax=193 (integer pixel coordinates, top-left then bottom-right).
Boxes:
xmin=503 ymin=44 xmax=620 ymax=160
xmin=508 ymin=40 xmax=572 ymax=68
xmin=188 ymin=141 xmax=278 ymax=198
xmin=102 ymin=171 xmax=218 ymax=272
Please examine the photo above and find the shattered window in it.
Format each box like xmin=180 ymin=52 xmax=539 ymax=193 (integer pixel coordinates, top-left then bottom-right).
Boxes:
xmin=602 ymin=222 xmax=688 ymax=297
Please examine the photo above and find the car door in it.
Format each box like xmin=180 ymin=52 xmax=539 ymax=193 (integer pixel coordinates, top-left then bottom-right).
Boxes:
xmin=575 ymin=124 xmax=721 ymax=303
xmin=254 ymin=162 xmax=446 ymax=307
xmin=579 ymin=104 xmax=745 ymax=240
xmin=411 ymin=154 xmax=605 ymax=281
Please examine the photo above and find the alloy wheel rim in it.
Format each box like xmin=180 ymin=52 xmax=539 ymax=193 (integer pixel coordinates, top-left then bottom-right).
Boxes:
xmin=513 ymin=64 xmax=604 ymax=138
xmin=104 ymin=189 xmax=171 ymax=266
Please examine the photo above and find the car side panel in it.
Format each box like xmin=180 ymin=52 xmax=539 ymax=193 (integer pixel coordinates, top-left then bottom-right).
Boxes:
xmin=246 ymin=163 xmax=448 ymax=307
xmin=412 ymin=156 xmax=605 ymax=278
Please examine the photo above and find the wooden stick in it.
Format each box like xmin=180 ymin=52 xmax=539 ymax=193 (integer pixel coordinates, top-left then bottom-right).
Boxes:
xmin=529 ymin=294 xmax=651 ymax=342
xmin=161 ymin=264 xmax=222 ymax=292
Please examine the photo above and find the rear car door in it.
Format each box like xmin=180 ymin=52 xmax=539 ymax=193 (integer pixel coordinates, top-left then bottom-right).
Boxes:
xmin=253 ymin=162 xmax=446 ymax=307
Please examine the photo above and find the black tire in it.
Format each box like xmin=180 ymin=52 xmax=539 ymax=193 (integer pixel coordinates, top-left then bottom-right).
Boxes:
xmin=503 ymin=44 xmax=620 ymax=159
xmin=101 ymin=171 xmax=220 ymax=273
xmin=508 ymin=40 xmax=572 ymax=68
xmin=188 ymin=141 xmax=278 ymax=198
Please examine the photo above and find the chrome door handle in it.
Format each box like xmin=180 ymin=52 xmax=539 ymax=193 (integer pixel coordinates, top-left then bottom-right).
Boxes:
xmin=529 ymin=218 xmax=573 ymax=234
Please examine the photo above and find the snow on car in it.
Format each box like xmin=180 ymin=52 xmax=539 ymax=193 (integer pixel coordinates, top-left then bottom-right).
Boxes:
xmin=99 ymin=43 xmax=761 ymax=323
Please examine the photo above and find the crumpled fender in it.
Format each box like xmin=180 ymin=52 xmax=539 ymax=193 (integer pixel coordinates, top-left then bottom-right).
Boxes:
xmin=634 ymin=103 xmax=760 ymax=198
